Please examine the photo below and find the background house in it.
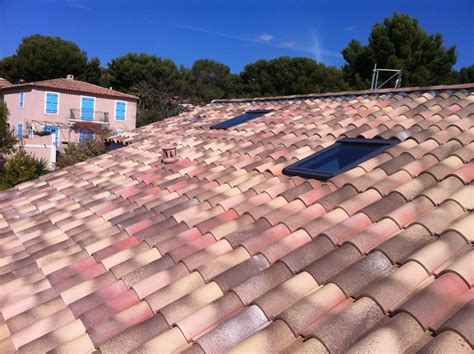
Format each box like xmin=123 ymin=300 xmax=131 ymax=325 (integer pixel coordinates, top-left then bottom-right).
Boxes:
xmin=1 ymin=75 xmax=138 ymax=156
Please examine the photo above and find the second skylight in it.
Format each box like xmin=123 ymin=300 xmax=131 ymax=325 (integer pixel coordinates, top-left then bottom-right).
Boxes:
xmin=210 ymin=110 xmax=273 ymax=129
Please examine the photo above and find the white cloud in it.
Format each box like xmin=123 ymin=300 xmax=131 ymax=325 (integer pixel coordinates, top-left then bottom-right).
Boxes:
xmin=258 ymin=33 xmax=274 ymax=42
xmin=344 ymin=25 xmax=356 ymax=32
xmin=281 ymin=40 xmax=296 ymax=48
xmin=311 ymin=30 xmax=322 ymax=62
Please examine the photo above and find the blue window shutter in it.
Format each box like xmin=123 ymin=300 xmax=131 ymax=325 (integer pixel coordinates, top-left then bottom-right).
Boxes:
xmin=17 ymin=123 xmax=23 ymax=138
xmin=44 ymin=125 xmax=59 ymax=146
xmin=81 ymin=97 xmax=95 ymax=120
xmin=46 ymin=93 xmax=58 ymax=113
xmin=116 ymin=101 xmax=126 ymax=120
xmin=19 ymin=91 xmax=24 ymax=107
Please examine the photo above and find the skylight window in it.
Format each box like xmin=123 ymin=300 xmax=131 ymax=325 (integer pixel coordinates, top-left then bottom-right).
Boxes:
xmin=210 ymin=110 xmax=273 ymax=129
xmin=283 ymin=138 xmax=399 ymax=180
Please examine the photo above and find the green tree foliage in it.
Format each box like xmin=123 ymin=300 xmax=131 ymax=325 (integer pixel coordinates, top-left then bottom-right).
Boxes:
xmin=240 ymin=57 xmax=348 ymax=97
xmin=187 ymin=60 xmax=241 ymax=104
xmin=106 ymin=53 xmax=180 ymax=93
xmin=77 ymin=57 xmax=103 ymax=85
xmin=0 ymin=149 xmax=49 ymax=190
xmin=453 ymin=65 xmax=474 ymax=84
xmin=0 ymin=101 xmax=16 ymax=154
xmin=56 ymin=139 xmax=107 ymax=169
xmin=0 ymin=35 xmax=102 ymax=83
xmin=342 ymin=13 xmax=457 ymax=89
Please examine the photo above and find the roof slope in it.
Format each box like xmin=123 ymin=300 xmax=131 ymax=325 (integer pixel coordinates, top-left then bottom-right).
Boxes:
xmin=1 ymin=78 xmax=138 ymax=100
xmin=0 ymin=78 xmax=13 ymax=88
xmin=0 ymin=84 xmax=473 ymax=353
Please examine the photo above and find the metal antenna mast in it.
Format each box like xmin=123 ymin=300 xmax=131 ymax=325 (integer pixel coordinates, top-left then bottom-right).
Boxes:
xmin=370 ymin=64 xmax=402 ymax=90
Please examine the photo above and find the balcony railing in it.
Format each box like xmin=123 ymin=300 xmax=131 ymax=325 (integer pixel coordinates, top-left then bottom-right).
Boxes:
xmin=70 ymin=109 xmax=110 ymax=124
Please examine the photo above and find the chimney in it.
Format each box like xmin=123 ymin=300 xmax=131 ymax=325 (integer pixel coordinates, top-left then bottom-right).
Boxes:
xmin=162 ymin=144 xmax=178 ymax=164
xmin=66 ymin=74 xmax=74 ymax=80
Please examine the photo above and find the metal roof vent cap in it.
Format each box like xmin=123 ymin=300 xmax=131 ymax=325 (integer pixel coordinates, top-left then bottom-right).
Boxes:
xmin=66 ymin=74 xmax=74 ymax=80
xmin=162 ymin=144 xmax=178 ymax=164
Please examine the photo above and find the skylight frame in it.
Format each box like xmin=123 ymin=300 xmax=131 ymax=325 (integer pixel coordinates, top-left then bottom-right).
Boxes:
xmin=283 ymin=138 xmax=399 ymax=180
xmin=210 ymin=109 xmax=273 ymax=129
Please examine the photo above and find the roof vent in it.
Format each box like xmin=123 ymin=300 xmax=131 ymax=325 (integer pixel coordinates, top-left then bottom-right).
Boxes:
xmin=66 ymin=74 xmax=74 ymax=80
xmin=162 ymin=144 xmax=178 ymax=164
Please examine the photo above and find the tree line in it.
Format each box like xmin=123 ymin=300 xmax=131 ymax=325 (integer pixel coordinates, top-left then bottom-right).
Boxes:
xmin=1 ymin=13 xmax=473 ymax=127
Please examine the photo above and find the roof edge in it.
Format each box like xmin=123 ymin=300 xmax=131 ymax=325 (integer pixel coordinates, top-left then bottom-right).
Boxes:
xmin=211 ymin=83 xmax=474 ymax=104
xmin=1 ymin=79 xmax=139 ymax=101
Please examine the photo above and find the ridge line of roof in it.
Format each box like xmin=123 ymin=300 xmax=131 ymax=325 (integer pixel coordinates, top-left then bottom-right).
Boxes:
xmin=1 ymin=78 xmax=138 ymax=100
xmin=211 ymin=83 xmax=474 ymax=104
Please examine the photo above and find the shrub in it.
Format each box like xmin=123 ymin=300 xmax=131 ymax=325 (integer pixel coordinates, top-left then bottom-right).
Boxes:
xmin=0 ymin=149 xmax=49 ymax=190
xmin=56 ymin=139 xmax=106 ymax=168
xmin=0 ymin=101 xmax=16 ymax=154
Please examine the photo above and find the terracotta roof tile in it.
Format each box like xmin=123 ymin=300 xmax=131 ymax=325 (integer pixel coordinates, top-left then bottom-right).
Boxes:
xmin=253 ymin=272 xmax=318 ymax=320
xmin=229 ymin=319 xmax=296 ymax=353
xmin=360 ymin=193 xmax=407 ymax=222
xmin=348 ymin=218 xmax=401 ymax=254
xmin=49 ymin=333 xmax=95 ymax=354
xmin=99 ymin=313 xmax=169 ymax=353
xmin=396 ymin=272 xmax=470 ymax=331
xmin=444 ymin=213 xmax=474 ymax=242
xmin=278 ymin=283 xmax=346 ymax=336
xmin=438 ymin=299 xmax=473 ymax=346
xmin=347 ymin=312 xmax=425 ymax=354
xmin=376 ymin=224 xmax=432 ymax=264
xmin=357 ymin=261 xmax=429 ymax=313
xmin=195 ymin=305 xmax=268 ymax=352
xmin=279 ymin=236 xmax=334 ymax=274
xmin=405 ymin=231 xmax=469 ymax=274
xmin=212 ymin=253 xmax=270 ymax=292
xmin=159 ymin=282 xmax=223 ymax=326
xmin=130 ymin=326 xmax=187 ymax=353
xmin=418 ymin=330 xmax=472 ymax=354
xmin=412 ymin=200 xmax=466 ymax=235
xmin=131 ymin=262 xmax=189 ymax=299
xmin=260 ymin=230 xmax=312 ymax=264
xmin=321 ymin=213 xmax=373 ymax=245
xmin=330 ymin=251 xmax=393 ymax=297
xmin=176 ymin=291 xmax=243 ymax=341
xmin=1 ymin=85 xmax=473 ymax=352
xmin=304 ymin=297 xmax=384 ymax=352
xmin=438 ymin=248 xmax=474 ymax=287
xmin=305 ymin=244 xmax=362 ymax=284
xmin=145 ymin=271 xmax=204 ymax=312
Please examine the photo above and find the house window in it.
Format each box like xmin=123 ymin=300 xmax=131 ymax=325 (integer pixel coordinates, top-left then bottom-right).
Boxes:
xmin=17 ymin=122 xmax=24 ymax=138
xmin=79 ymin=128 xmax=95 ymax=144
xmin=283 ymin=138 xmax=399 ymax=180
xmin=210 ymin=110 xmax=273 ymax=129
xmin=115 ymin=101 xmax=127 ymax=121
xmin=19 ymin=91 xmax=24 ymax=108
xmin=45 ymin=92 xmax=59 ymax=114
xmin=81 ymin=97 xmax=95 ymax=121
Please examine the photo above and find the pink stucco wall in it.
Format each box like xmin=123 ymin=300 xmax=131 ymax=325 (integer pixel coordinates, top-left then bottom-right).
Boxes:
xmin=4 ymin=86 xmax=137 ymax=147
xmin=21 ymin=134 xmax=56 ymax=169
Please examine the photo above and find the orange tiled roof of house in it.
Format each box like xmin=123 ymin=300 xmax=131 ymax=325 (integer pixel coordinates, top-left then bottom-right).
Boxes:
xmin=0 ymin=78 xmax=13 ymax=88
xmin=0 ymin=83 xmax=473 ymax=353
xmin=1 ymin=77 xmax=138 ymax=100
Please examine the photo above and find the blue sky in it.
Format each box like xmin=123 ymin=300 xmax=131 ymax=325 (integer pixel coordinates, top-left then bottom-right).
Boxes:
xmin=0 ymin=0 xmax=473 ymax=73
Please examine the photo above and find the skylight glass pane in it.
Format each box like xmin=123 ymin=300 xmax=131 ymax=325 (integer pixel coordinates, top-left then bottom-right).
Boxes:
xmin=211 ymin=110 xmax=272 ymax=129
xmin=283 ymin=138 xmax=399 ymax=180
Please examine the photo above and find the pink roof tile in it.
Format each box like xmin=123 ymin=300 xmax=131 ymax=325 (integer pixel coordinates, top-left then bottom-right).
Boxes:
xmin=1 ymin=84 xmax=473 ymax=352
